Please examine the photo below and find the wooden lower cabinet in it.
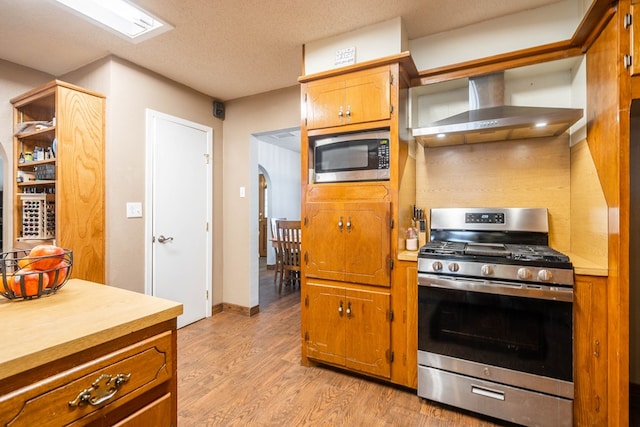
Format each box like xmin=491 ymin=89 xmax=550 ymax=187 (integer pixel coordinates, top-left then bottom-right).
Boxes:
xmin=305 ymin=281 xmax=392 ymax=378
xmin=111 ymin=393 xmax=172 ymax=427
xmin=0 ymin=327 xmax=177 ymax=427
xmin=390 ymin=260 xmax=418 ymax=388
xmin=573 ymin=274 xmax=608 ymax=426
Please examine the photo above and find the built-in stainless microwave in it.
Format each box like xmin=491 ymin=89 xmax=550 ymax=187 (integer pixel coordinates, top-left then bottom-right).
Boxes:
xmin=313 ymin=130 xmax=390 ymax=183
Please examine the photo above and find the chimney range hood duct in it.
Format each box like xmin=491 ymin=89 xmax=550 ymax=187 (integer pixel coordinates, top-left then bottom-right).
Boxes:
xmin=412 ymin=72 xmax=583 ymax=147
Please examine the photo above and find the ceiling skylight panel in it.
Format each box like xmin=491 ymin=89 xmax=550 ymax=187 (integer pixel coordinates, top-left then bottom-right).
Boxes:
xmin=53 ymin=0 xmax=172 ymax=41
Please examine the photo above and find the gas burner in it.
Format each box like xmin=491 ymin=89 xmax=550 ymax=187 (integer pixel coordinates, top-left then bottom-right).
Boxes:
xmin=418 ymin=208 xmax=574 ymax=286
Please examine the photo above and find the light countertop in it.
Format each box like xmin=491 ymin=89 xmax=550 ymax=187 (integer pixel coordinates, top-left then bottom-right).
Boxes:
xmin=0 ymin=279 xmax=183 ymax=381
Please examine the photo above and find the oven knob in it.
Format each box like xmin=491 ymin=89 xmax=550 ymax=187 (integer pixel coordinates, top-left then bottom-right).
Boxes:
xmin=448 ymin=263 xmax=460 ymax=273
xmin=517 ymin=267 xmax=532 ymax=280
xmin=432 ymin=261 xmax=443 ymax=272
xmin=481 ymin=264 xmax=494 ymax=276
xmin=538 ymin=269 xmax=553 ymax=282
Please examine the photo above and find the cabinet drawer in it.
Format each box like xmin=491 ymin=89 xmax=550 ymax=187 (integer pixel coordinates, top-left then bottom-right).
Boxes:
xmin=0 ymin=331 xmax=172 ymax=427
xmin=111 ymin=393 xmax=172 ymax=427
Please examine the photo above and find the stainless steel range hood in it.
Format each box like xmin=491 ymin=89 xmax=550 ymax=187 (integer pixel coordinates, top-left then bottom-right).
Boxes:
xmin=412 ymin=72 xmax=583 ymax=147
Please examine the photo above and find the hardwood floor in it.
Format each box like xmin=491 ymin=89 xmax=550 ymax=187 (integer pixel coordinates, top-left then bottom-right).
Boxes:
xmin=176 ymin=258 xmax=510 ymax=426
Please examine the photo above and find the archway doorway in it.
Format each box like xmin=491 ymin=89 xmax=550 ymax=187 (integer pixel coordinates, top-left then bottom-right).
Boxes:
xmin=254 ymin=128 xmax=301 ymax=310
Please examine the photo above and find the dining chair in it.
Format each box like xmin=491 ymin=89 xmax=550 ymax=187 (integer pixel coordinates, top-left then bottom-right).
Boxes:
xmin=270 ymin=217 xmax=286 ymax=284
xmin=276 ymin=220 xmax=301 ymax=293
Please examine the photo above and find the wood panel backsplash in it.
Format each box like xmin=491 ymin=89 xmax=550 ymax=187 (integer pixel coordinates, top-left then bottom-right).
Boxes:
xmin=570 ymin=139 xmax=608 ymax=267
xmin=415 ymin=135 xmax=571 ymax=251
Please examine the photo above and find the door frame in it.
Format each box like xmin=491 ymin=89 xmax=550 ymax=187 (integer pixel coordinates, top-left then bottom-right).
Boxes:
xmin=143 ymin=109 xmax=213 ymax=319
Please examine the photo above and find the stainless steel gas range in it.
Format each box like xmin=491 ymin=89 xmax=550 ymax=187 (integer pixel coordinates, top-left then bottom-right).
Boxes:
xmin=417 ymin=208 xmax=574 ymax=427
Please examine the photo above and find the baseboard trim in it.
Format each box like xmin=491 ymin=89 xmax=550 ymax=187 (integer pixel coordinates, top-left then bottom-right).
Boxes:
xmin=220 ymin=302 xmax=260 ymax=317
xmin=212 ymin=303 xmax=223 ymax=315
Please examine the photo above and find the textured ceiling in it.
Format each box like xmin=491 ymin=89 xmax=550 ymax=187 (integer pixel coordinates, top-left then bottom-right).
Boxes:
xmin=0 ymin=0 xmax=562 ymax=102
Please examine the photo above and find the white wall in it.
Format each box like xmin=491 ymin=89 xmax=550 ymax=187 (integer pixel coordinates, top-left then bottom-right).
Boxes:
xmin=409 ymin=0 xmax=587 ymax=71
xmin=304 ymin=17 xmax=406 ymax=75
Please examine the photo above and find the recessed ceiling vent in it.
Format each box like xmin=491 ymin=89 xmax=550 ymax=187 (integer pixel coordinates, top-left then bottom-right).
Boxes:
xmin=412 ymin=72 xmax=583 ymax=147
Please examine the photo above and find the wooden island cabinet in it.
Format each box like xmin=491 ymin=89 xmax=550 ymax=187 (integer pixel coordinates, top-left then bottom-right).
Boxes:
xmin=0 ymin=280 xmax=182 ymax=426
xmin=299 ymin=53 xmax=418 ymax=387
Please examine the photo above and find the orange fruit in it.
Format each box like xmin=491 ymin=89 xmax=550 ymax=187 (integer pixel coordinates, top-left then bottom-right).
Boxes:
xmin=26 ymin=245 xmax=65 ymax=271
xmin=10 ymin=269 xmax=48 ymax=297
xmin=46 ymin=260 xmax=70 ymax=288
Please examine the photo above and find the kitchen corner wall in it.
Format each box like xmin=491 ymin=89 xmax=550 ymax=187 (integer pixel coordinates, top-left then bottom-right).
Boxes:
xmin=222 ymin=86 xmax=300 ymax=309
xmin=60 ymin=56 xmax=224 ymax=302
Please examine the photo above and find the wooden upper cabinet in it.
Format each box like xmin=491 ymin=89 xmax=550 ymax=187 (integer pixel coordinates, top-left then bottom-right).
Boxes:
xmin=303 ymin=65 xmax=391 ymax=130
xmin=304 ymin=200 xmax=391 ymax=287
xmin=632 ymin=3 xmax=640 ymax=76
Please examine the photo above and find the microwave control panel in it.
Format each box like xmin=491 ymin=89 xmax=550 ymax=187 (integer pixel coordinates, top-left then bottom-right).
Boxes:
xmin=378 ymin=140 xmax=390 ymax=169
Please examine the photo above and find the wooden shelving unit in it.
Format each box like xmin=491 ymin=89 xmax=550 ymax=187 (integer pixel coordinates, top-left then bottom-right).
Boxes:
xmin=11 ymin=80 xmax=106 ymax=283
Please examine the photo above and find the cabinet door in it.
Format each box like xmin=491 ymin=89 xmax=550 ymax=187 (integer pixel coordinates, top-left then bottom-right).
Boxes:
xmin=304 ymin=78 xmax=345 ymax=129
xmin=56 ymin=85 xmax=105 ymax=283
xmin=342 ymin=67 xmax=391 ymax=126
xmin=344 ymin=201 xmax=391 ymax=286
xmin=110 ymin=393 xmax=172 ymax=427
xmin=305 ymin=202 xmax=347 ymax=282
xmin=345 ymin=288 xmax=391 ymax=378
xmin=632 ymin=3 xmax=640 ymax=76
xmin=305 ymin=282 xmax=346 ymax=366
xmin=573 ymin=275 xmax=608 ymax=426
xmin=304 ymin=66 xmax=391 ymax=129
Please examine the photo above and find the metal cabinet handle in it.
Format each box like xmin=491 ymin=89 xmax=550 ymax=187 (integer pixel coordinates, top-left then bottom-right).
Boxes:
xmin=157 ymin=235 xmax=174 ymax=243
xmin=69 ymin=373 xmax=131 ymax=407
xmin=346 ymin=217 xmax=352 ymax=232
xmin=338 ymin=106 xmax=343 ymax=118
xmin=346 ymin=301 xmax=352 ymax=318
xmin=338 ymin=300 xmax=343 ymax=316
xmin=338 ymin=216 xmax=344 ymax=231
xmin=345 ymin=105 xmax=351 ymax=117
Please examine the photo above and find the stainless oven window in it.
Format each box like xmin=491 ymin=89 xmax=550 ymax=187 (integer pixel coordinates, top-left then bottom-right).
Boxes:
xmin=418 ymin=284 xmax=573 ymax=382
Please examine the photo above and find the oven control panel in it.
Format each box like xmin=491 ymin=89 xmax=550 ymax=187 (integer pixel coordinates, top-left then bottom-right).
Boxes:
xmin=465 ymin=212 xmax=505 ymax=224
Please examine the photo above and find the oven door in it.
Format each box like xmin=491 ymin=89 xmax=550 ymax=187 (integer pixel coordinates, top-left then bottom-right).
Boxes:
xmin=417 ymin=273 xmax=573 ymax=399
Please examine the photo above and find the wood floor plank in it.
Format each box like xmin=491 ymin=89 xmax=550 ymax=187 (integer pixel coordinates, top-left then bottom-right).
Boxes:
xmin=176 ymin=259 xmax=511 ymax=426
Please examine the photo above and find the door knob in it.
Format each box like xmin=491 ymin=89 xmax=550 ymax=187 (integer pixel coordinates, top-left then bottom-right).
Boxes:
xmin=157 ymin=235 xmax=174 ymax=243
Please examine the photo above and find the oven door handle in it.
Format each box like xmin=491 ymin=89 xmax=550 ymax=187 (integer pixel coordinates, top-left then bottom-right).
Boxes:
xmin=418 ymin=274 xmax=573 ymax=302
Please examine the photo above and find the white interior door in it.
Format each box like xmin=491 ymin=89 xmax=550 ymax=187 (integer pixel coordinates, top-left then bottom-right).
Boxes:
xmin=146 ymin=109 xmax=212 ymax=328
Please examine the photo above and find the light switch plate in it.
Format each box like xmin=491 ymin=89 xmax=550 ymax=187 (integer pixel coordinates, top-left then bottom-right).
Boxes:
xmin=126 ymin=202 xmax=143 ymax=218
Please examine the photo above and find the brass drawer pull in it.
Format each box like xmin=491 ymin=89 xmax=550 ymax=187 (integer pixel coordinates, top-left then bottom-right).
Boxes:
xmin=68 ymin=373 xmax=131 ymax=407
